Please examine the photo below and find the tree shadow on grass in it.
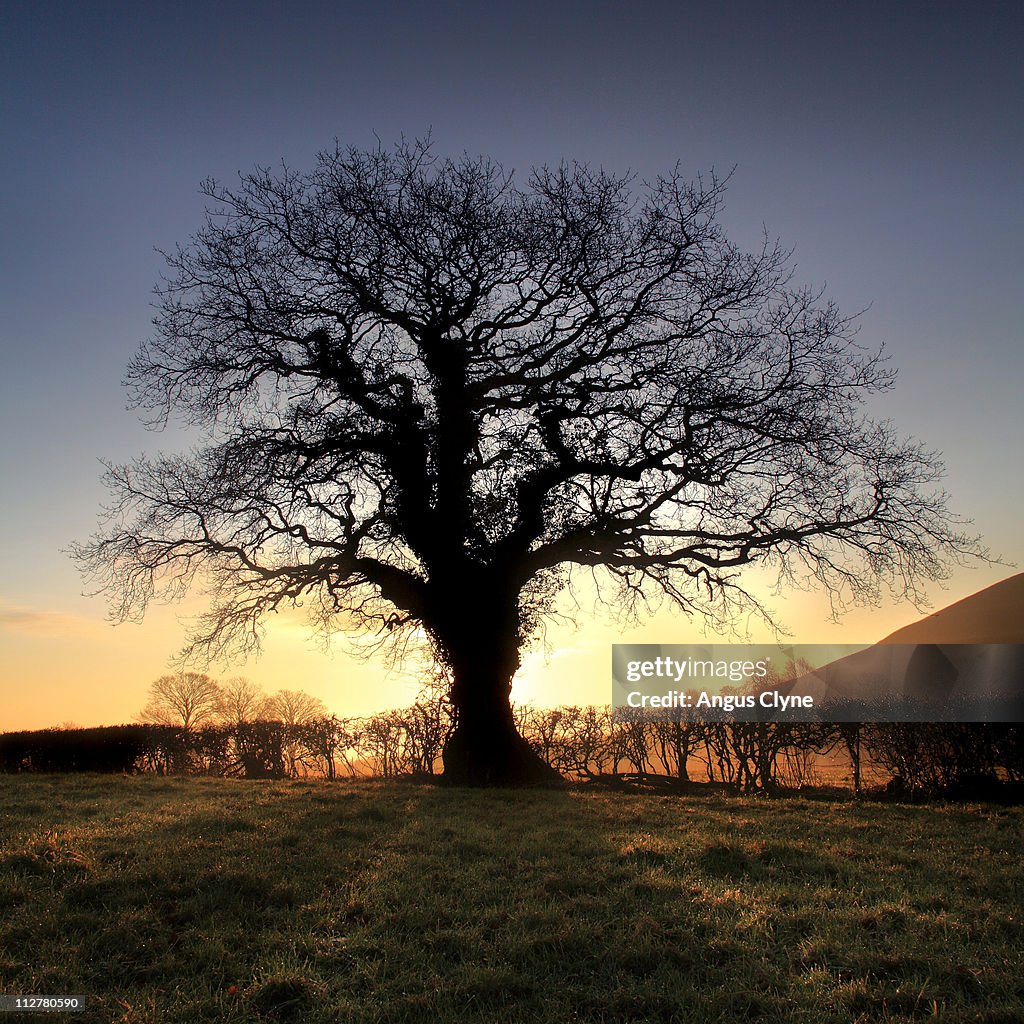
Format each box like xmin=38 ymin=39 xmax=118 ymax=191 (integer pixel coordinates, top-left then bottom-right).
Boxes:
xmin=3 ymin=777 xmax=1023 ymax=1022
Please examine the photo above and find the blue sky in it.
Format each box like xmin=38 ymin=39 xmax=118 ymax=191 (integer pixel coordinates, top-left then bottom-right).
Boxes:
xmin=1 ymin=0 xmax=1021 ymax=728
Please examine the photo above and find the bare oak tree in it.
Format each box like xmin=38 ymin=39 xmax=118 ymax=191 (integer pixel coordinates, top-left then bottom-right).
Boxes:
xmin=139 ymin=671 xmax=223 ymax=732
xmin=216 ymin=676 xmax=266 ymax=727
xmin=263 ymin=687 xmax=329 ymax=777
xmin=263 ymin=688 xmax=327 ymax=728
xmin=76 ymin=139 xmax=979 ymax=785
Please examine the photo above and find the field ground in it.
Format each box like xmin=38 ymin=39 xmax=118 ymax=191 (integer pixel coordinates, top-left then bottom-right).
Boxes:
xmin=0 ymin=777 xmax=1021 ymax=1023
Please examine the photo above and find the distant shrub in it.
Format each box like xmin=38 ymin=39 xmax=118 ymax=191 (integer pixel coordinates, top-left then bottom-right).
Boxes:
xmin=863 ymin=723 xmax=1023 ymax=796
xmin=0 ymin=725 xmax=150 ymax=773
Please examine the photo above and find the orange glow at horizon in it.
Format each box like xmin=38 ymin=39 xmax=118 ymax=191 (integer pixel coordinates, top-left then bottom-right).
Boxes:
xmin=1 ymin=566 xmax=1010 ymax=733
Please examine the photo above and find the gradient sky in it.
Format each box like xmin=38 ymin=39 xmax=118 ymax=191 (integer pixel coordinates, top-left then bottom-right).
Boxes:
xmin=2 ymin=0 xmax=1022 ymax=730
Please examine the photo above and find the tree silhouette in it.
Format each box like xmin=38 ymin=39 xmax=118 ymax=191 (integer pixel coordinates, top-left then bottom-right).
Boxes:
xmin=217 ymin=676 xmax=266 ymax=727
xmin=263 ymin=688 xmax=327 ymax=728
xmin=139 ymin=671 xmax=223 ymax=732
xmin=75 ymin=138 xmax=978 ymax=785
xmin=263 ymin=688 xmax=328 ymax=778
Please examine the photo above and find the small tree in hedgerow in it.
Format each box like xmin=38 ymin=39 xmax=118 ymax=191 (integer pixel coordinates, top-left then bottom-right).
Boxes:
xmin=139 ymin=671 xmax=223 ymax=732
xmin=74 ymin=138 xmax=980 ymax=785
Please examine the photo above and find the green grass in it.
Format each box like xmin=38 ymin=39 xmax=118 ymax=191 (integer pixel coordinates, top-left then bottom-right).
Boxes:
xmin=1 ymin=776 xmax=1021 ymax=1023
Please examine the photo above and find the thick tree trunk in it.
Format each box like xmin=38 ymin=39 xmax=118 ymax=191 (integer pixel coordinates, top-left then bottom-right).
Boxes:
xmin=441 ymin=657 xmax=562 ymax=787
xmin=427 ymin=569 xmax=562 ymax=786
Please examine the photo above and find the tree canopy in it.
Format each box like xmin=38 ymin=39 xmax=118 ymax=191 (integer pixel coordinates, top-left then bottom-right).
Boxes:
xmin=75 ymin=138 xmax=979 ymax=783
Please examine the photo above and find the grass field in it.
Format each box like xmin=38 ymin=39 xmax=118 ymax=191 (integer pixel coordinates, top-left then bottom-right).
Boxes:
xmin=0 ymin=776 xmax=1021 ymax=1023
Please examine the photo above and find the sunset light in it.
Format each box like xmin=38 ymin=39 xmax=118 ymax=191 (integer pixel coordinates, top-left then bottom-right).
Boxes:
xmin=2 ymin=3 xmax=1022 ymax=1019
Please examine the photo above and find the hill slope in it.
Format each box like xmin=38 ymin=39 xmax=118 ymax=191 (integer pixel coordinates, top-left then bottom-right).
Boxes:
xmin=879 ymin=573 xmax=1024 ymax=645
